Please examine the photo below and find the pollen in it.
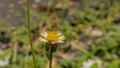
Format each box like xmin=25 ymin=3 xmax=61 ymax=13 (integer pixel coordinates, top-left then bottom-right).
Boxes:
xmin=46 ymin=31 xmax=58 ymax=42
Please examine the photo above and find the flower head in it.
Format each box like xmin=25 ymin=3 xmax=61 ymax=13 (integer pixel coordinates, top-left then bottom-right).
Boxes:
xmin=39 ymin=31 xmax=65 ymax=44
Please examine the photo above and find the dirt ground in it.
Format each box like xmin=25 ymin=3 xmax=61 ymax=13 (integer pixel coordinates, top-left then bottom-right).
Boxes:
xmin=0 ymin=0 xmax=27 ymax=27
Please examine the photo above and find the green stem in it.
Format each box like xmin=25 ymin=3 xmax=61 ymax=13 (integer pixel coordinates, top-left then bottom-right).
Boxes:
xmin=49 ymin=53 xmax=53 ymax=68
xmin=46 ymin=0 xmax=53 ymax=15
xmin=25 ymin=55 xmax=28 ymax=68
xmin=26 ymin=0 xmax=37 ymax=68
xmin=12 ymin=42 xmax=17 ymax=63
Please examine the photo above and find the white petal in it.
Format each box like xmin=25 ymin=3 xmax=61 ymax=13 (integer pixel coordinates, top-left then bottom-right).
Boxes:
xmin=57 ymin=32 xmax=61 ymax=36
xmin=41 ymin=33 xmax=47 ymax=38
xmin=57 ymin=31 xmax=59 ymax=33
xmin=51 ymin=42 xmax=56 ymax=44
xmin=58 ymin=36 xmax=65 ymax=40
xmin=55 ymin=40 xmax=64 ymax=43
xmin=39 ymin=38 xmax=48 ymax=42
xmin=43 ymin=31 xmax=47 ymax=36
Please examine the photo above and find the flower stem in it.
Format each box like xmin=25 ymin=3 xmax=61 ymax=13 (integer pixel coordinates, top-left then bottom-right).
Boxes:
xmin=49 ymin=53 xmax=53 ymax=68
xmin=12 ymin=42 xmax=17 ymax=63
xmin=26 ymin=0 xmax=37 ymax=68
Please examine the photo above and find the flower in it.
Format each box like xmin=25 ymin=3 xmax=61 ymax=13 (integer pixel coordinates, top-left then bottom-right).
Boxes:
xmin=39 ymin=31 xmax=65 ymax=44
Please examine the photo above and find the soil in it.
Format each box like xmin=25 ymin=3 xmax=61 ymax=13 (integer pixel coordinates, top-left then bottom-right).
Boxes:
xmin=0 ymin=0 xmax=27 ymax=27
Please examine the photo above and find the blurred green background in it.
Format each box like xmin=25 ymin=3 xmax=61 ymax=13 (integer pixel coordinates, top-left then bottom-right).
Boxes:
xmin=0 ymin=0 xmax=120 ymax=68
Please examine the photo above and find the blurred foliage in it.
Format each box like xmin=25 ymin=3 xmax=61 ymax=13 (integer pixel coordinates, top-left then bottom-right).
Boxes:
xmin=0 ymin=0 xmax=120 ymax=68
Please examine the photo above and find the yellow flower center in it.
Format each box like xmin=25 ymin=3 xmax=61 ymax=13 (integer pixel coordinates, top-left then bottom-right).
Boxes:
xmin=46 ymin=31 xmax=58 ymax=42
